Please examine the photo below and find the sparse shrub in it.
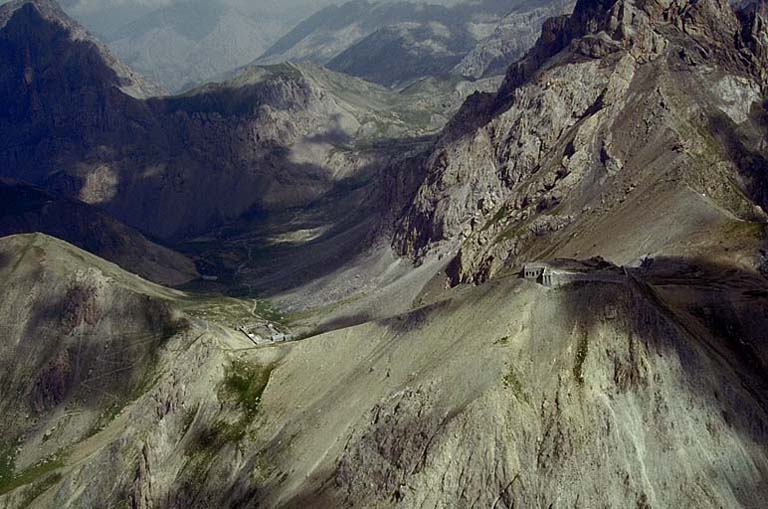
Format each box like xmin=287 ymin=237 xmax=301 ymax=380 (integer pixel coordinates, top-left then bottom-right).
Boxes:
xmin=494 ymin=336 xmax=510 ymax=345
xmin=222 ymin=359 xmax=275 ymax=419
xmin=189 ymin=360 xmax=277 ymax=453
xmin=503 ymin=365 xmax=528 ymax=403
xmin=0 ymin=449 xmax=67 ymax=496
xmin=573 ymin=330 xmax=589 ymax=385
xmin=19 ymin=473 xmax=62 ymax=506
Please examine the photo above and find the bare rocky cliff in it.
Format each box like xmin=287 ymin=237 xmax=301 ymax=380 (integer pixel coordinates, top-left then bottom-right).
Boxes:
xmin=394 ymin=0 xmax=768 ymax=284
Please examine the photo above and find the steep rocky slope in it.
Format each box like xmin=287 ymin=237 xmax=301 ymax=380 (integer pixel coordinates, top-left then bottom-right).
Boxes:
xmin=0 ymin=0 xmax=160 ymax=98
xmin=0 ymin=180 xmax=198 ymax=285
xmin=0 ymin=234 xmax=246 ymax=508
xmin=1 ymin=235 xmax=767 ymax=508
xmin=395 ymin=0 xmax=768 ymax=284
xmin=0 ymin=0 xmax=489 ymax=242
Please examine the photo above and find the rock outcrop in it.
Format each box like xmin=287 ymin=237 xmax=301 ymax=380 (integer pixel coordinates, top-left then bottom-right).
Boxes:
xmin=394 ymin=0 xmax=768 ymax=284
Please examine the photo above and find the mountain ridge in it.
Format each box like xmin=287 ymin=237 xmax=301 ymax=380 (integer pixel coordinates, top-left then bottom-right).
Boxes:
xmin=2 ymin=0 xmax=768 ymax=506
xmin=393 ymin=0 xmax=768 ymax=285
xmin=255 ymin=0 xmax=574 ymax=87
xmin=0 ymin=2 xmax=494 ymax=243
xmin=0 ymin=180 xmax=198 ymax=285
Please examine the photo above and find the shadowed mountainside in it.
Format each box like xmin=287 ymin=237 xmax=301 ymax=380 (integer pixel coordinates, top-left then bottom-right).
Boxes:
xmin=0 ymin=0 xmax=493 ymax=244
xmin=0 ymin=180 xmax=198 ymax=285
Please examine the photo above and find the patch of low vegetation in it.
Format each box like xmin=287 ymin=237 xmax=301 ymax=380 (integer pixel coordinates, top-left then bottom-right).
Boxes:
xmin=503 ymin=364 xmax=528 ymax=403
xmin=19 ymin=473 xmax=62 ymax=506
xmin=194 ymin=419 xmax=245 ymax=452
xmin=496 ymin=223 xmax=526 ymax=244
xmin=573 ymin=330 xmax=589 ymax=385
xmin=188 ymin=359 xmax=277 ymax=457
xmin=0 ymin=443 xmax=15 ymax=488
xmin=0 ymin=448 xmax=67 ymax=496
xmin=724 ymin=220 xmax=765 ymax=242
xmin=179 ymin=295 xmax=285 ymax=328
xmin=222 ymin=359 xmax=276 ymax=419
xmin=483 ymin=206 xmax=509 ymax=232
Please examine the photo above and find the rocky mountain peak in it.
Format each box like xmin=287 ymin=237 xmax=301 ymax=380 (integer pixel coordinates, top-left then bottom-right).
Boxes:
xmin=0 ymin=0 xmax=161 ymax=98
xmin=393 ymin=0 xmax=768 ymax=284
xmin=498 ymin=0 xmax=757 ymax=99
xmin=0 ymin=0 xmax=99 ymax=49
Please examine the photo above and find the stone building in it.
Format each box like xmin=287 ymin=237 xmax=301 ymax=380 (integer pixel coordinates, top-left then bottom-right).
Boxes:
xmin=521 ymin=260 xmax=626 ymax=288
xmin=522 ymin=263 xmax=548 ymax=281
xmin=521 ymin=263 xmax=556 ymax=286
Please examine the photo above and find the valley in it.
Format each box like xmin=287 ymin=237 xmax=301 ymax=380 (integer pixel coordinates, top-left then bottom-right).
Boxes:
xmin=0 ymin=0 xmax=767 ymax=507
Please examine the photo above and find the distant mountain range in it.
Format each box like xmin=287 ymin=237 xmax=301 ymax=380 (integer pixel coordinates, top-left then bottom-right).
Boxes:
xmin=100 ymin=0 xmax=288 ymax=92
xmin=256 ymin=0 xmax=574 ymax=88
xmin=3 ymin=0 xmax=768 ymax=507
xmin=7 ymin=0 xmax=573 ymax=92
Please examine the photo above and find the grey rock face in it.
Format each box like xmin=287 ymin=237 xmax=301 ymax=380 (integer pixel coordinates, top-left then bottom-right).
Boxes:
xmin=394 ymin=0 xmax=768 ymax=284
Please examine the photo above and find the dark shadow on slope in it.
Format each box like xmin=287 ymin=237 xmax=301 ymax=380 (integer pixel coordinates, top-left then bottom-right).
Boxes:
xmin=0 ymin=4 xmax=166 ymax=184
xmin=0 ymin=245 xmax=186 ymax=433
xmin=552 ymin=256 xmax=768 ymax=503
xmin=0 ymin=180 xmax=197 ymax=285
xmin=174 ymin=168 xmax=380 ymax=297
xmin=19 ymin=292 xmax=181 ymax=416
xmin=0 ymin=4 xmax=421 ymax=246
xmin=0 ymin=250 xmax=10 ymax=271
xmin=707 ymin=106 xmax=768 ymax=215
xmin=174 ymin=136 xmax=432 ymax=299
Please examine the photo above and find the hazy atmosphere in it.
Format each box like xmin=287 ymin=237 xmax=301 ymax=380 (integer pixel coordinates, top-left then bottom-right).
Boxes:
xmin=1 ymin=0 xmax=767 ymax=506
xmin=45 ymin=0 xmax=484 ymax=90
